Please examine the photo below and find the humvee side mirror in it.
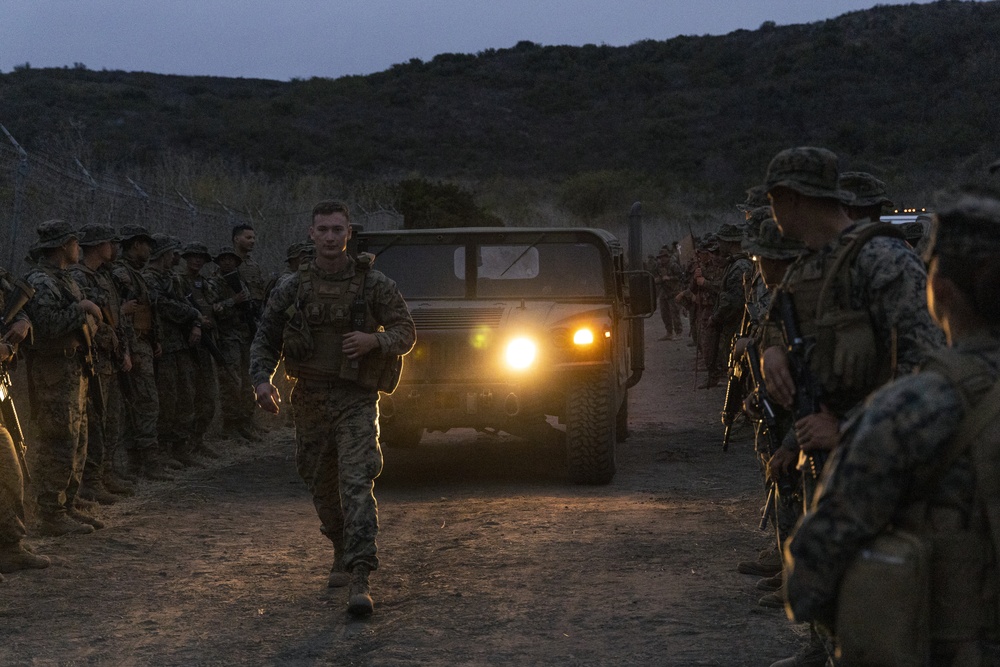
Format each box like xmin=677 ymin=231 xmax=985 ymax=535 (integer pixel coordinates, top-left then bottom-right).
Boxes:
xmin=627 ymin=271 xmax=656 ymax=317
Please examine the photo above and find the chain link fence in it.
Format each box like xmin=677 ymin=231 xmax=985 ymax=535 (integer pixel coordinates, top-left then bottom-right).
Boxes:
xmin=0 ymin=125 xmax=403 ymax=276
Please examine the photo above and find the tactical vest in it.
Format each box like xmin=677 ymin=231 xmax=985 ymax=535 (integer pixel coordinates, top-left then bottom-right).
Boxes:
xmin=779 ymin=222 xmax=904 ymax=412
xmin=282 ymin=257 xmax=371 ymax=378
xmin=282 ymin=258 xmax=403 ymax=392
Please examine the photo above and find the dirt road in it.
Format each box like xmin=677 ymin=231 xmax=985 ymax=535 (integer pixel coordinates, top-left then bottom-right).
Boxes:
xmin=0 ymin=318 xmax=806 ymax=666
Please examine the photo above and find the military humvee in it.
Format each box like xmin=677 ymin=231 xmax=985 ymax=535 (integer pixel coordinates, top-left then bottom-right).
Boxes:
xmin=357 ymin=216 xmax=655 ymax=485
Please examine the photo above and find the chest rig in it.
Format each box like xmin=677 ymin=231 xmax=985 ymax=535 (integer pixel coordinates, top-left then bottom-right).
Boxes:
xmin=282 ymin=258 xmax=370 ymax=381
xmin=780 ymin=222 xmax=903 ymax=412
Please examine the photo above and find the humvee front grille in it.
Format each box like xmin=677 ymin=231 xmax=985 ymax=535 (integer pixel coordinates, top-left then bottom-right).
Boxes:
xmin=410 ymin=307 xmax=505 ymax=330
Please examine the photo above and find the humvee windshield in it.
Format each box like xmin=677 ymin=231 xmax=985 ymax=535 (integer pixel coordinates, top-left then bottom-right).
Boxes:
xmin=372 ymin=241 xmax=608 ymax=299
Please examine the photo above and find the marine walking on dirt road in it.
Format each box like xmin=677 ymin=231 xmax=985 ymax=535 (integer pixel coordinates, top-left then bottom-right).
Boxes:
xmin=250 ymin=199 xmax=415 ymax=618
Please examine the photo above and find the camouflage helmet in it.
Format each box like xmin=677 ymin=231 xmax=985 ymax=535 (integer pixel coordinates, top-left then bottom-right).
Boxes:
xmin=715 ymin=223 xmax=745 ymax=243
xmin=838 ymin=171 xmax=894 ymax=208
xmin=181 ymin=242 xmax=213 ymax=260
xmin=149 ymin=233 xmax=180 ymax=260
xmin=743 ymin=219 xmax=807 ymax=261
xmin=119 ymin=224 xmax=154 ymax=245
xmin=77 ymin=223 xmax=121 ymax=247
xmin=925 ymin=194 xmax=1000 ymax=260
xmin=764 ymin=147 xmax=855 ymax=203
xmin=29 ymin=219 xmax=77 ymax=252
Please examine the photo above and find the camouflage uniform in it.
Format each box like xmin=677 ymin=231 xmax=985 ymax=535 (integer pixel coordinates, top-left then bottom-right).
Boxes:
xmin=110 ymin=226 xmax=162 ymax=472
xmin=655 ymin=246 xmax=684 ymax=338
xmin=236 ymin=253 xmax=267 ymax=426
xmin=211 ymin=249 xmax=255 ymax=437
xmin=786 ymin=196 xmax=1000 ymax=662
xmin=144 ymin=235 xmax=202 ymax=464
xmin=68 ymin=224 xmax=130 ymax=500
xmin=22 ymin=225 xmax=91 ymax=523
xmin=179 ymin=243 xmax=220 ymax=450
xmin=249 ymin=255 xmax=415 ymax=573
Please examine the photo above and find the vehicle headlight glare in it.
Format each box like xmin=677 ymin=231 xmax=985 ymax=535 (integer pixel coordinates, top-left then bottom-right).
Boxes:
xmin=505 ymin=337 xmax=537 ymax=370
xmin=572 ymin=328 xmax=595 ymax=345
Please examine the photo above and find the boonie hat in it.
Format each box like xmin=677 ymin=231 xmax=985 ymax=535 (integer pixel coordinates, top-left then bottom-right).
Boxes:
xmin=30 ymin=219 xmax=77 ymax=251
xmin=743 ymin=219 xmax=808 ymax=261
xmin=119 ymin=225 xmax=154 ymax=245
xmin=716 ymin=223 xmax=745 ymax=243
xmin=839 ymin=172 xmax=894 ymax=208
xmin=149 ymin=233 xmax=180 ymax=260
xmin=181 ymin=242 xmax=212 ymax=260
xmin=213 ymin=247 xmax=243 ymax=265
xmin=764 ymin=147 xmax=855 ymax=203
xmin=738 ymin=185 xmax=770 ymax=212
xmin=78 ymin=223 xmax=121 ymax=247
xmin=925 ymin=194 xmax=1000 ymax=260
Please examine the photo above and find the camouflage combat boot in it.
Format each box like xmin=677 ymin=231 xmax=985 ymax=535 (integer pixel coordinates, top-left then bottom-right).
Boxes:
xmin=103 ymin=462 xmax=136 ymax=497
xmin=138 ymin=448 xmax=175 ymax=482
xmin=327 ymin=552 xmax=350 ymax=588
xmin=347 ymin=565 xmax=374 ymax=617
xmin=79 ymin=477 xmax=120 ymax=505
xmin=36 ymin=511 xmax=95 ymax=537
xmin=737 ymin=546 xmax=782 ymax=577
xmin=68 ymin=501 xmax=106 ymax=530
xmin=171 ymin=440 xmax=203 ymax=468
xmin=0 ymin=541 xmax=51 ymax=573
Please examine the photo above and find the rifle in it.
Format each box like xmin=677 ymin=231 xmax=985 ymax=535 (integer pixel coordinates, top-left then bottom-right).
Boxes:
xmin=185 ymin=292 xmax=227 ymax=368
xmin=0 ymin=278 xmax=35 ymax=483
xmin=220 ymin=270 xmax=260 ymax=338
xmin=721 ymin=311 xmax=751 ymax=451
xmin=774 ymin=290 xmax=827 ymax=480
xmin=745 ymin=340 xmax=797 ymax=529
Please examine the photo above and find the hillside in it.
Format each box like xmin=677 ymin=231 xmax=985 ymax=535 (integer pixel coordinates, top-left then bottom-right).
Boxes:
xmin=2 ymin=1 xmax=999 ymax=209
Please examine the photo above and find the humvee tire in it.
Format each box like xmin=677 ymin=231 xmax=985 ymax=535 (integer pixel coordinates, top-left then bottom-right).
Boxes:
xmin=565 ymin=378 xmax=617 ymax=485
xmin=380 ymin=419 xmax=423 ymax=449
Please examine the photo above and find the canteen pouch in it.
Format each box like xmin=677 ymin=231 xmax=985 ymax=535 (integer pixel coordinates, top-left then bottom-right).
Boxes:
xmin=836 ymin=529 xmax=930 ymax=667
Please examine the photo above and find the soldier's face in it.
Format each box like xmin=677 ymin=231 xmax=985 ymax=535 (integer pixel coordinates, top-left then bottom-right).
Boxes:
xmin=186 ymin=256 xmax=206 ymax=273
xmin=768 ymin=190 xmax=799 ymax=240
xmin=310 ymin=213 xmax=351 ymax=261
xmin=233 ymin=230 xmax=256 ymax=253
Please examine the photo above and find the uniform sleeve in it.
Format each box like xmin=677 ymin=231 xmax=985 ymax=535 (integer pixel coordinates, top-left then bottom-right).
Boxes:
xmin=249 ymin=272 xmax=298 ymax=386
xmin=784 ymin=371 xmax=963 ymax=626
xmin=147 ymin=272 xmax=200 ymax=326
xmin=368 ymin=271 xmax=416 ymax=357
xmin=854 ymin=237 xmax=945 ymax=376
xmin=23 ymin=270 xmax=87 ymax=340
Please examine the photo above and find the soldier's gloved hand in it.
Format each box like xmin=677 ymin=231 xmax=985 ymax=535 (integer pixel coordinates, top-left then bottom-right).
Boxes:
xmin=0 ymin=342 xmax=13 ymax=363
xmin=188 ymin=325 xmax=202 ymax=348
xmin=122 ymin=351 xmax=133 ymax=373
xmin=121 ymin=299 xmax=138 ymax=316
xmin=831 ymin=321 xmax=877 ymax=391
xmin=255 ymin=382 xmax=281 ymax=415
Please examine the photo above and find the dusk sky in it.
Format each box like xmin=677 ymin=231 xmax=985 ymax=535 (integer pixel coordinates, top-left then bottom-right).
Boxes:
xmin=2 ymin=1 xmax=939 ymax=81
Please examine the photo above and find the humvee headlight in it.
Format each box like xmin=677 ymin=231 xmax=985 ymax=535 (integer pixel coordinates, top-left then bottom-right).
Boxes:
xmin=572 ymin=328 xmax=595 ymax=345
xmin=505 ymin=337 xmax=537 ymax=370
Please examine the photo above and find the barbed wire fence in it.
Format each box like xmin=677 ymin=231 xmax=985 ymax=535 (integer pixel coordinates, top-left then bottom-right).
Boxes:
xmin=0 ymin=124 xmax=404 ymax=276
